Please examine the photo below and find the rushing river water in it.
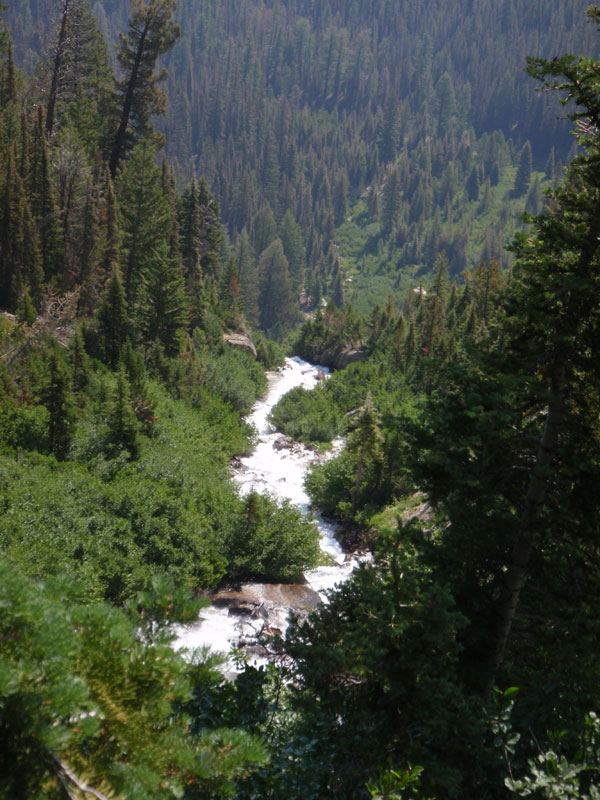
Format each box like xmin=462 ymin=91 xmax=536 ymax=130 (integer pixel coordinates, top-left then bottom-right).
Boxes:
xmin=174 ymin=356 xmax=359 ymax=668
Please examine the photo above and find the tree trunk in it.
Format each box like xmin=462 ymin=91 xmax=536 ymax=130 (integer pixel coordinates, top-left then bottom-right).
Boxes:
xmin=486 ymin=222 xmax=600 ymax=699
xmin=109 ymin=19 xmax=151 ymax=177
xmin=485 ymin=358 xmax=565 ymax=700
xmin=46 ymin=0 xmax=71 ymax=141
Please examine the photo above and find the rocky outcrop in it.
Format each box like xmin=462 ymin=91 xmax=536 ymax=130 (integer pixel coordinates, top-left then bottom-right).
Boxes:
xmin=211 ymin=583 xmax=322 ymax=615
xmin=223 ymin=333 xmax=257 ymax=359
xmin=313 ymin=345 xmax=365 ymax=371
xmin=210 ymin=582 xmax=322 ymax=647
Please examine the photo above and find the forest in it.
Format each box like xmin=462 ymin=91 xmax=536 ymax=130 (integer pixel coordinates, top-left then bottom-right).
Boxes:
xmin=0 ymin=0 xmax=600 ymax=798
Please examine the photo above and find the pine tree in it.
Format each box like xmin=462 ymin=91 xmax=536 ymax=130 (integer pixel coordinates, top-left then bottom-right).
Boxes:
xmin=177 ymin=176 xmax=222 ymax=325
xmin=107 ymin=368 xmax=139 ymax=458
xmin=97 ymin=265 xmax=129 ymax=367
xmin=431 ymin=253 xmax=450 ymax=306
xmin=236 ymin=232 xmax=260 ymax=329
xmin=70 ymin=325 xmax=89 ymax=397
xmin=486 ymin=36 xmax=600 ymax=687
xmin=471 ymin=259 xmax=505 ymax=327
xmin=139 ymin=240 xmax=188 ymax=355
xmin=117 ymin=139 xmax=171 ymax=307
xmin=252 ymin=204 xmax=277 ymax=257
xmin=513 ymin=139 xmax=532 ymax=195
xmin=29 ymin=106 xmax=63 ymax=281
xmin=279 ymin=209 xmax=306 ymax=296
xmin=102 ymin=168 xmax=120 ymax=275
xmin=218 ymin=256 xmax=243 ymax=330
xmin=258 ymin=238 xmax=295 ymax=337
xmin=381 ymin=165 xmax=401 ymax=236
xmin=0 ymin=146 xmax=44 ymax=308
xmin=42 ymin=345 xmax=75 ymax=459
xmin=262 ymin=128 xmax=280 ymax=212
xmin=109 ymin=0 xmax=180 ymax=176
xmin=348 ymin=393 xmax=383 ymax=514
xmin=466 ymin=165 xmax=480 ymax=201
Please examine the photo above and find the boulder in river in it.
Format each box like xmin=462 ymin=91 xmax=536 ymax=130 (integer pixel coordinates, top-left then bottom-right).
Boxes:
xmin=273 ymin=434 xmax=294 ymax=451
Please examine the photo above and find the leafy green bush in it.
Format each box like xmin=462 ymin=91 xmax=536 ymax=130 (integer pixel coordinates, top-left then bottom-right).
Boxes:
xmin=225 ymin=492 xmax=323 ymax=582
xmin=203 ymin=348 xmax=267 ymax=413
xmin=269 ymin=385 xmax=341 ymax=444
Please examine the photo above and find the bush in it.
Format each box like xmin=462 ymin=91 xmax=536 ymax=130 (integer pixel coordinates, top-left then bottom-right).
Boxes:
xmin=225 ymin=492 xmax=323 ymax=582
xmin=269 ymin=385 xmax=341 ymax=444
xmin=203 ymin=348 xmax=267 ymax=413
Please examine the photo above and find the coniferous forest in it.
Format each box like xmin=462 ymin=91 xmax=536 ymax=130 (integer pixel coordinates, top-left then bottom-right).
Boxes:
xmin=1 ymin=0 xmax=600 ymax=798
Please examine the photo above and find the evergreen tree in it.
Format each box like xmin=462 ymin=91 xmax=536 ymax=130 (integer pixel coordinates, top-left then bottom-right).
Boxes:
xmin=252 ymin=204 xmax=277 ymax=257
xmin=97 ymin=265 xmax=129 ymax=367
xmin=0 ymin=146 xmax=44 ymax=308
xmin=177 ymin=176 xmax=223 ymax=326
xmin=381 ymin=164 xmax=402 ymax=236
xmin=513 ymin=139 xmax=532 ymax=195
xmin=471 ymin=259 xmax=505 ymax=327
xmin=236 ymin=231 xmax=260 ymax=329
xmin=258 ymin=237 xmax=295 ymax=337
xmin=348 ymin=392 xmax=383 ymax=514
xmin=102 ymin=168 xmax=120 ymax=275
xmin=107 ymin=367 xmax=139 ymax=458
xmin=29 ymin=106 xmax=63 ymax=281
xmin=279 ymin=208 xmax=306 ymax=296
xmin=42 ymin=344 xmax=75 ymax=459
xmin=70 ymin=325 xmax=89 ymax=396
xmin=43 ymin=0 xmax=113 ymax=145
xmin=139 ymin=241 xmax=188 ymax=355
xmin=117 ymin=139 xmax=171 ymax=307
xmin=466 ymin=165 xmax=480 ymax=201
xmin=109 ymin=0 xmax=180 ymax=176
xmin=431 ymin=252 xmax=450 ymax=306
xmin=218 ymin=256 xmax=243 ymax=330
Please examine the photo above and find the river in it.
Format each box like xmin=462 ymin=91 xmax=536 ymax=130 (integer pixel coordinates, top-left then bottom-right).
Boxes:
xmin=174 ymin=356 xmax=359 ymax=668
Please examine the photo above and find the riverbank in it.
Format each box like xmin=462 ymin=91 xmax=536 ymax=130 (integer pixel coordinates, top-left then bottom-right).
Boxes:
xmin=174 ymin=357 xmax=363 ymax=668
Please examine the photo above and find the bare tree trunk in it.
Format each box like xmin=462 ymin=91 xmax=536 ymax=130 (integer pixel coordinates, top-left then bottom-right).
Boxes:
xmin=46 ymin=0 xmax=71 ymax=141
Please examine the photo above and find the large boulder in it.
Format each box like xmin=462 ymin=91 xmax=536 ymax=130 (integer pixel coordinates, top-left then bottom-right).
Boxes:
xmin=314 ymin=345 xmax=365 ymax=371
xmin=223 ymin=333 xmax=257 ymax=359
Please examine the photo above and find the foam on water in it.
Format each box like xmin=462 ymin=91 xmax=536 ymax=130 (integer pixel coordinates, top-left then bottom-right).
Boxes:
xmin=174 ymin=356 xmax=358 ymax=661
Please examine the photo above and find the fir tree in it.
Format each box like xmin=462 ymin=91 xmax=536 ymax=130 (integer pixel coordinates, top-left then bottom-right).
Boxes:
xmin=139 ymin=241 xmax=188 ymax=356
xmin=117 ymin=139 xmax=171 ymax=307
xmin=513 ymin=139 xmax=532 ymax=195
xmin=107 ymin=367 xmax=139 ymax=458
xmin=279 ymin=208 xmax=306 ymax=296
xmin=236 ymin=232 xmax=260 ymax=329
xmin=42 ymin=345 xmax=75 ymax=459
xmin=109 ymin=0 xmax=180 ymax=176
xmin=97 ymin=265 xmax=129 ymax=367
xmin=258 ymin=238 xmax=295 ymax=337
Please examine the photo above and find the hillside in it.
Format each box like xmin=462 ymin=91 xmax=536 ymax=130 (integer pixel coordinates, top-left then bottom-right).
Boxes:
xmin=5 ymin=0 xmax=597 ymax=312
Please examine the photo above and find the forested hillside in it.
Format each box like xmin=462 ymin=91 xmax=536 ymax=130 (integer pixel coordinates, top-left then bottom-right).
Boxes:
xmin=1 ymin=1 xmax=600 ymax=798
xmin=5 ymin=0 xmax=597 ymax=313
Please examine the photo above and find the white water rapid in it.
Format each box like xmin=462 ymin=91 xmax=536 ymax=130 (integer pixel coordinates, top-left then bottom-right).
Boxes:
xmin=174 ymin=356 xmax=360 ymax=669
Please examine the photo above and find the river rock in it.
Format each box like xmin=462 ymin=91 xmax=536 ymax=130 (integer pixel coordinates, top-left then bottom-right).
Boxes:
xmin=273 ymin=434 xmax=294 ymax=451
xmin=313 ymin=345 xmax=365 ymax=371
xmin=223 ymin=332 xmax=257 ymax=358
